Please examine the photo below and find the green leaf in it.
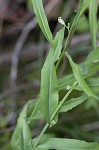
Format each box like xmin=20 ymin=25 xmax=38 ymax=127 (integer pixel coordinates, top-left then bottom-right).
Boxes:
xmin=37 ymin=137 xmax=99 ymax=150
xmin=72 ymin=0 xmax=90 ymax=27
xmin=40 ymin=27 xmax=65 ymax=123
xmin=60 ymin=94 xmax=87 ymax=113
xmin=11 ymin=126 xmax=23 ymax=150
xmin=86 ymin=47 xmax=99 ymax=63
xmin=33 ymin=134 xmax=55 ymax=150
xmin=58 ymin=74 xmax=75 ymax=91
xmin=58 ymin=60 xmax=99 ymax=92
xmin=87 ymin=77 xmax=99 ymax=92
xmin=11 ymin=105 xmax=32 ymax=150
xmin=66 ymin=52 xmax=98 ymax=99
xmin=21 ymin=120 xmax=32 ymax=150
xmin=89 ymin=0 xmax=98 ymax=49
xmin=32 ymin=0 xmax=53 ymax=43
xmin=80 ymin=47 xmax=99 ymax=77
xmin=81 ymin=61 xmax=99 ymax=77
xmin=76 ymin=15 xmax=89 ymax=32
xmin=27 ymin=99 xmax=43 ymax=126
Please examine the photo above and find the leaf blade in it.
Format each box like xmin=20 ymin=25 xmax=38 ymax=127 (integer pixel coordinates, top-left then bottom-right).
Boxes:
xmin=40 ymin=27 xmax=65 ymax=123
xmin=72 ymin=0 xmax=90 ymax=27
xmin=11 ymin=105 xmax=32 ymax=150
xmin=60 ymin=94 xmax=87 ymax=113
xmin=37 ymin=137 xmax=99 ymax=150
xmin=32 ymin=0 xmax=53 ymax=43
xmin=89 ymin=0 xmax=98 ymax=49
xmin=66 ymin=52 xmax=98 ymax=99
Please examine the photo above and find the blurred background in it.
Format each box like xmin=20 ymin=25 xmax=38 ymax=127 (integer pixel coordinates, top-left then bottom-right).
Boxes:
xmin=0 ymin=0 xmax=99 ymax=149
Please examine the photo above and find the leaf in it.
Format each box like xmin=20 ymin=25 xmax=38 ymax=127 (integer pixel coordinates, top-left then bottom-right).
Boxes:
xmin=87 ymin=77 xmax=99 ymax=92
xmin=11 ymin=126 xmax=23 ymax=150
xmin=72 ymin=0 xmax=90 ymax=27
xmin=40 ymin=27 xmax=65 ymax=123
xmin=27 ymin=99 xmax=43 ymax=126
xmin=58 ymin=62 xmax=99 ymax=92
xmin=11 ymin=105 xmax=32 ymax=150
xmin=80 ymin=47 xmax=99 ymax=77
xmin=58 ymin=74 xmax=75 ymax=91
xmin=76 ymin=15 xmax=89 ymax=32
xmin=60 ymin=94 xmax=87 ymax=113
xmin=37 ymin=137 xmax=99 ymax=150
xmin=33 ymin=134 xmax=55 ymax=150
xmin=32 ymin=0 xmax=53 ymax=43
xmin=81 ymin=61 xmax=99 ymax=77
xmin=53 ymin=27 xmax=65 ymax=62
xmin=21 ymin=120 xmax=32 ymax=150
xmin=66 ymin=52 xmax=98 ymax=99
xmin=89 ymin=0 xmax=98 ymax=49
xmin=86 ymin=47 xmax=99 ymax=63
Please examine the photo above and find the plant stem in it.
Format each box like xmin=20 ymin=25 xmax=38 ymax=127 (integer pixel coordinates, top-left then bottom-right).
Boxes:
xmin=56 ymin=0 xmax=83 ymax=69
xmin=35 ymin=87 xmax=73 ymax=146
xmin=51 ymin=87 xmax=73 ymax=120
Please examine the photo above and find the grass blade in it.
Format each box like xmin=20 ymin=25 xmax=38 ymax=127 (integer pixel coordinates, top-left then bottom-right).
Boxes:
xmin=89 ymin=0 xmax=98 ymax=49
xmin=32 ymin=0 xmax=53 ymax=43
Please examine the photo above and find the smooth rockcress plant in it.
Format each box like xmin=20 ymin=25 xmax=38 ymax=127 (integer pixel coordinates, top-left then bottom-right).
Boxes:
xmin=11 ymin=0 xmax=99 ymax=149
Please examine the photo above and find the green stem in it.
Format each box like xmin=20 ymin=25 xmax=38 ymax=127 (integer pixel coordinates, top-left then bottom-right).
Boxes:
xmin=56 ymin=0 xmax=83 ymax=69
xmin=35 ymin=87 xmax=73 ymax=146
xmin=51 ymin=87 xmax=73 ymax=120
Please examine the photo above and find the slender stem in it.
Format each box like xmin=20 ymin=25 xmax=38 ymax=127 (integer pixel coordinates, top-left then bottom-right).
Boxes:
xmin=51 ymin=87 xmax=73 ymax=121
xmin=35 ymin=87 xmax=73 ymax=146
xmin=35 ymin=123 xmax=49 ymax=146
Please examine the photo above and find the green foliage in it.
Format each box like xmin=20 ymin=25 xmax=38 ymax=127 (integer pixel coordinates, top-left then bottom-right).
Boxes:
xmin=31 ymin=0 xmax=53 ymax=43
xmin=40 ymin=27 xmax=65 ymax=124
xmin=59 ymin=94 xmax=87 ymax=113
xmin=71 ymin=0 xmax=91 ymax=28
xmin=66 ymin=52 xmax=98 ymax=99
xmin=76 ymin=15 xmax=89 ymax=32
xmin=89 ymin=0 xmax=98 ymax=49
xmin=11 ymin=0 xmax=99 ymax=149
xmin=35 ymin=136 xmax=99 ymax=150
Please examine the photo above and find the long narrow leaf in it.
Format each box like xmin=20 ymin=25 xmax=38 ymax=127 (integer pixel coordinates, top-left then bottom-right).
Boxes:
xmin=22 ymin=120 xmax=32 ymax=150
xmin=40 ymin=27 xmax=65 ymax=123
xmin=37 ymin=137 xmax=99 ymax=150
xmin=11 ymin=105 xmax=32 ymax=150
xmin=32 ymin=0 xmax=53 ymax=43
xmin=11 ymin=126 xmax=23 ymax=150
xmin=89 ymin=0 xmax=98 ymax=49
xmin=60 ymin=94 xmax=87 ymax=113
xmin=58 ymin=63 xmax=99 ymax=92
xmin=66 ymin=53 xmax=98 ymax=99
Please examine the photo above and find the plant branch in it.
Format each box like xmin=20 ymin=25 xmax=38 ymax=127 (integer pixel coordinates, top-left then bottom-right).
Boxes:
xmin=35 ymin=86 xmax=74 ymax=146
